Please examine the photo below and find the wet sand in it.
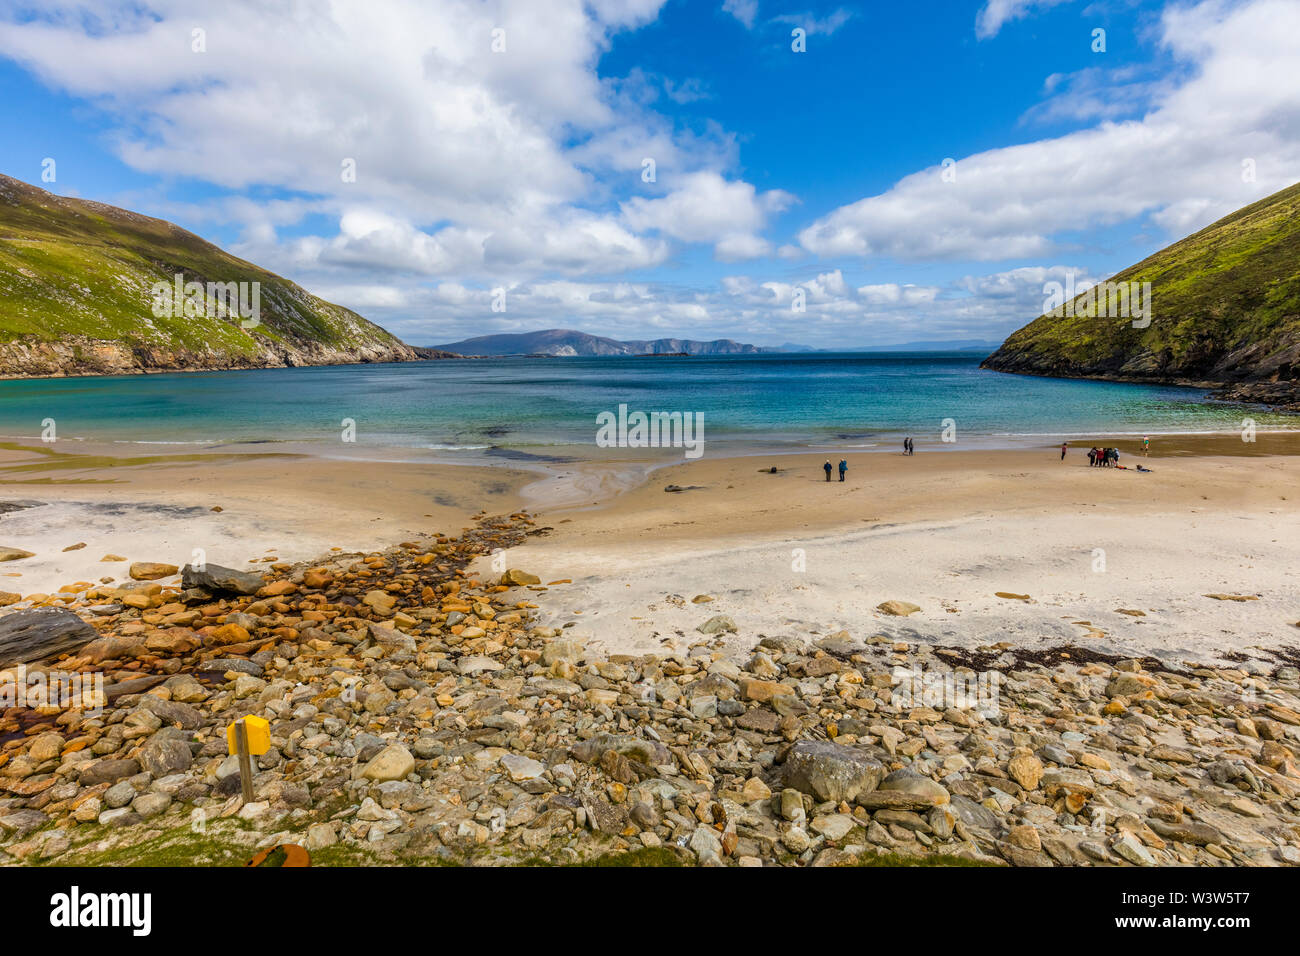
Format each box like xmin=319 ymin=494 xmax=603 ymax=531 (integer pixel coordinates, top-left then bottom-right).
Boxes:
xmin=0 ymin=440 xmax=533 ymax=593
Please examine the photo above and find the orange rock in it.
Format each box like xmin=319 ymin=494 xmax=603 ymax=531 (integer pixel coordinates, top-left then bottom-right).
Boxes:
xmin=129 ymin=562 xmax=179 ymax=581
xmin=145 ymin=628 xmax=202 ymax=654
xmin=258 ymin=580 xmax=298 ymax=597
xmin=211 ymin=623 xmax=251 ymax=644
xmin=302 ymin=569 xmax=334 ymax=589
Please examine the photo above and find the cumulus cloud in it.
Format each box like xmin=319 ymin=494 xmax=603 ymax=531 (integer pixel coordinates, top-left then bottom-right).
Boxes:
xmin=0 ymin=0 xmax=765 ymax=281
xmin=621 ymin=171 xmax=793 ymax=260
xmin=801 ymin=0 xmax=1300 ymax=262
xmin=324 ymin=259 xmax=1079 ymax=348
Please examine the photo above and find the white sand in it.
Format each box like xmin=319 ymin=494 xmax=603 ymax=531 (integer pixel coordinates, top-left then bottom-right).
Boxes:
xmin=485 ymin=509 xmax=1300 ymax=665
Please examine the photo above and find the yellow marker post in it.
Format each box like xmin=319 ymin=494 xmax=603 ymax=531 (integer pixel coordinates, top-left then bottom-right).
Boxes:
xmin=227 ymin=716 xmax=271 ymax=805
xmin=227 ymin=715 xmax=271 ymax=756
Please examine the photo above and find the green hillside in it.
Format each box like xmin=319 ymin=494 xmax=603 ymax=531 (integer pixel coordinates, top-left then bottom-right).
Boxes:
xmin=0 ymin=174 xmax=416 ymax=376
xmin=981 ymin=181 xmax=1300 ymax=401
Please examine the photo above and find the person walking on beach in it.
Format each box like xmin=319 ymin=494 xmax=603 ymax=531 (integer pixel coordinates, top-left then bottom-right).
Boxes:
xmin=1060 ymin=441 xmax=1068 ymax=461
xmin=1087 ymin=447 xmax=1097 ymax=467
xmin=1143 ymin=435 xmax=1150 ymax=456
xmin=823 ymin=459 xmax=832 ymax=482
xmin=838 ymin=458 xmax=847 ymax=482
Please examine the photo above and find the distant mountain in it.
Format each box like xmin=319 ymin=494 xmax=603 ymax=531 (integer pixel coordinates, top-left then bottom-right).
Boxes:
xmin=982 ymin=181 xmax=1300 ymax=408
xmin=850 ymin=339 xmax=1002 ymax=352
xmin=431 ymin=328 xmax=766 ymax=356
xmin=0 ymin=174 xmax=420 ymax=377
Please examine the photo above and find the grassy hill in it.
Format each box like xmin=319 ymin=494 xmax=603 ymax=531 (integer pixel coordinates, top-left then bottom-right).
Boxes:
xmin=981 ymin=181 xmax=1300 ymax=406
xmin=0 ymin=174 xmax=418 ymax=376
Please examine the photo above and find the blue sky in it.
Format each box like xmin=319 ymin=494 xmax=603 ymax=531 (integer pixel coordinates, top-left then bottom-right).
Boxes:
xmin=0 ymin=0 xmax=1295 ymax=347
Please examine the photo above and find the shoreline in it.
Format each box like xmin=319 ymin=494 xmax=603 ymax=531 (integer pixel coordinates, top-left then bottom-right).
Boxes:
xmin=3 ymin=425 xmax=1299 ymax=462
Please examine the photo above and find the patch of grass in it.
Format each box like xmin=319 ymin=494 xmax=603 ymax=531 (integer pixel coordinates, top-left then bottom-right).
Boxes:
xmin=42 ymin=822 xmax=257 ymax=867
xmin=579 ymin=846 xmax=688 ymax=867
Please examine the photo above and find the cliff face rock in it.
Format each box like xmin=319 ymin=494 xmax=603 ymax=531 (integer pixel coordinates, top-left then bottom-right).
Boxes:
xmin=0 ymin=174 xmax=421 ymax=378
xmin=0 ymin=336 xmax=417 ymax=378
xmin=981 ymin=181 xmax=1300 ymax=409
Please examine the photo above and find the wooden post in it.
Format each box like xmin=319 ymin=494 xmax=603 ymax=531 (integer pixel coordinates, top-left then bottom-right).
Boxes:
xmin=234 ymin=718 xmax=254 ymax=804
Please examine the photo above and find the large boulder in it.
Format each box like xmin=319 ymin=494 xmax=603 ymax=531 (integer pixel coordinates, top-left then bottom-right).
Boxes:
xmin=0 ymin=607 xmax=97 ymax=667
xmin=782 ymin=740 xmax=885 ymax=803
xmin=137 ymin=734 xmax=193 ymax=777
xmin=181 ymin=563 xmax=264 ymax=595
xmin=359 ymin=743 xmax=415 ymax=782
xmin=875 ymin=768 xmax=949 ymax=806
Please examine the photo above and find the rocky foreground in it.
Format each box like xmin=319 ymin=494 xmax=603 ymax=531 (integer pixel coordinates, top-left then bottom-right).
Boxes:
xmin=1 ymin=512 xmax=1298 ymax=867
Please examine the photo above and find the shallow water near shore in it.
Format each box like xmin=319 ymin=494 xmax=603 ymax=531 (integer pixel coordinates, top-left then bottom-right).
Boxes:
xmin=0 ymin=353 xmax=1295 ymax=456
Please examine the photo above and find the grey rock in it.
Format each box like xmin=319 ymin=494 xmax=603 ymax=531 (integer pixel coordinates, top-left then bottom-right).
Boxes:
xmin=138 ymin=734 xmax=193 ymax=777
xmin=78 ymin=758 xmax=141 ymax=787
xmin=181 ymin=563 xmax=264 ymax=595
xmin=783 ymin=740 xmax=884 ymax=803
xmin=0 ymin=607 xmax=97 ymax=668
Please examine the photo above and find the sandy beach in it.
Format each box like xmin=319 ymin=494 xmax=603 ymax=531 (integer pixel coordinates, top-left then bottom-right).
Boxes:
xmin=2 ymin=432 xmax=1297 ymax=666
xmin=495 ymin=436 xmax=1300 ymax=666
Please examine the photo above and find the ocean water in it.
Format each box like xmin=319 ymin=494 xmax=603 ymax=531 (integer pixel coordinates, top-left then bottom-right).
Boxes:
xmin=0 ymin=353 xmax=1292 ymax=457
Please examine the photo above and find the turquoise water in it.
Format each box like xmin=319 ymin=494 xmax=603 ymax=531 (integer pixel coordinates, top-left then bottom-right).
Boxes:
xmin=0 ymin=353 xmax=1292 ymax=456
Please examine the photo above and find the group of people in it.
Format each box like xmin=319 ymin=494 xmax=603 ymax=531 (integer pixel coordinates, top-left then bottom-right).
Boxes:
xmin=823 ymin=436 xmax=916 ymax=481
xmin=822 ymin=435 xmax=919 ymax=481
xmin=1087 ymin=446 xmax=1120 ymax=467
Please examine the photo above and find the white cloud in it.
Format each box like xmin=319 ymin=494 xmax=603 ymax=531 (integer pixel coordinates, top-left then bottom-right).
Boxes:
xmin=1023 ymin=65 xmax=1174 ymax=125
xmin=621 ymin=171 xmax=793 ymax=259
xmin=976 ymin=0 xmax=1074 ymax=39
xmin=317 ymin=259 xmax=1095 ymax=349
xmin=801 ymin=0 xmax=1300 ymax=262
xmin=722 ymin=0 xmax=759 ymax=30
xmin=0 ymin=0 xmax=774 ymax=282
xmin=771 ymin=9 xmax=854 ymax=37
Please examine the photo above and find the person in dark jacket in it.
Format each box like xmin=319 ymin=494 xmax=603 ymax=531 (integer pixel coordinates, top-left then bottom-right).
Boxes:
xmin=823 ymin=459 xmax=832 ymax=481
xmin=838 ymin=458 xmax=847 ymax=482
